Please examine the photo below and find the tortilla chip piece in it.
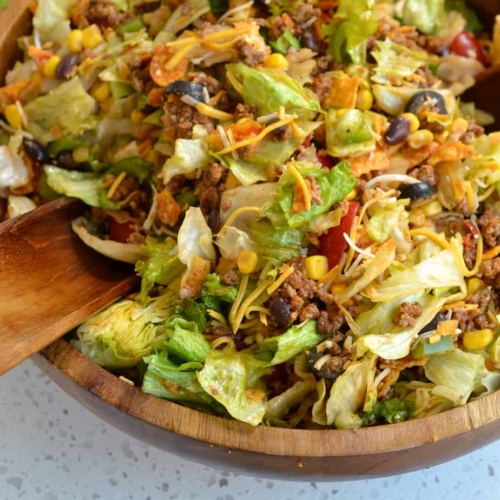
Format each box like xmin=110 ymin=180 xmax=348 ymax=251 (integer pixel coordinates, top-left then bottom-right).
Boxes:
xmin=427 ymin=141 xmax=476 ymax=166
xmin=322 ymin=75 xmax=361 ymax=110
xmin=349 ymin=146 xmax=390 ymax=177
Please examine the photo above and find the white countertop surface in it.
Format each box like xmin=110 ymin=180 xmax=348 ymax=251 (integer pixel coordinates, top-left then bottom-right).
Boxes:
xmin=1 ymin=359 xmax=499 ymax=500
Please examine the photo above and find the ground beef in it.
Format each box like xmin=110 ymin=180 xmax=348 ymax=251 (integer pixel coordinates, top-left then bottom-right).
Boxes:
xmin=234 ymin=38 xmax=268 ymax=67
xmin=408 ymin=164 xmax=438 ymax=186
xmin=461 ymin=120 xmax=484 ymax=144
xmin=220 ymin=270 xmax=239 ymax=286
xmin=271 ymin=123 xmax=293 ymax=142
xmin=292 ymin=3 xmax=321 ymax=26
xmin=312 ymin=74 xmax=333 ymax=104
xmin=308 ymin=176 xmax=322 ymax=206
xmin=233 ymin=103 xmax=259 ymax=122
xmin=478 ymin=258 xmax=500 ymax=289
xmin=268 ymin=13 xmax=298 ymax=39
xmin=452 ymin=287 xmax=497 ymax=332
xmin=416 ymin=66 xmax=439 ymax=88
xmin=188 ymin=72 xmax=222 ymax=96
xmin=477 ymin=209 xmax=500 ymax=248
xmin=162 ymin=95 xmax=216 ymax=139
xmin=203 ymin=320 xmax=233 ymax=343
xmin=102 ymin=174 xmax=140 ymax=203
xmin=299 ymin=303 xmax=320 ymax=322
xmin=394 ymin=302 xmax=423 ymax=328
xmin=312 ymin=55 xmax=335 ymax=76
xmin=83 ymin=0 xmax=126 ymax=29
xmin=195 ymin=162 xmax=228 ymax=216
xmin=317 ymin=306 xmax=346 ymax=336
xmin=128 ymin=54 xmax=154 ymax=93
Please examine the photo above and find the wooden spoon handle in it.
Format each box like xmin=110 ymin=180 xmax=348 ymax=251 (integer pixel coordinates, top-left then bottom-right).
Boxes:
xmin=0 ymin=199 xmax=138 ymax=375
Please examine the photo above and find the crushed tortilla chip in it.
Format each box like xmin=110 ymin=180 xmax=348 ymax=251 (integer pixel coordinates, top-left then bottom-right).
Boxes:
xmin=348 ymin=145 xmax=390 ymax=177
xmin=427 ymin=141 xmax=476 ymax=166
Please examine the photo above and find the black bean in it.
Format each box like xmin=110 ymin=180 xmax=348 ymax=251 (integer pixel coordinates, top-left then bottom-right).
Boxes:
xmin=398 ymin=181 xmax=435 ymax=201
xmin=269 ymin=298 xmax=291 ymax=327
xmin=55 ymin=151 xmax=79 ymax=170
xmin=385 ymin=116 xmax=411 ymax=145
xmin=405 ymin=90 xmax=447 ymax=115
xmin=163 ymin=81 xmax=207 ymax=103
xmin=56 ymin=53 xmax=80 ymax=80
xmin=23 ymin=138 xmax=47 ymax=163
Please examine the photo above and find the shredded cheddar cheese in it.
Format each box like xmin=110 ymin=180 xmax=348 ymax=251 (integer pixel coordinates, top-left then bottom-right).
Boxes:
xmin=267 ymin=266 xmax=295 ymax=295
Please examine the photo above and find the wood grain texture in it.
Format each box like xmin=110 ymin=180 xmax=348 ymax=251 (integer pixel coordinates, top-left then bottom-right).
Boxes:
xmin=0 ymin=0 xmax=499 ymax=480
xmin=0 ymin=199 xmax=138 ymax=375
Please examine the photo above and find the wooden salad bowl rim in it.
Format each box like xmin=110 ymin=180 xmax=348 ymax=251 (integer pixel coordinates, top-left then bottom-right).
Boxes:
xmin=2 ymin=0 xmax=500 ymax=479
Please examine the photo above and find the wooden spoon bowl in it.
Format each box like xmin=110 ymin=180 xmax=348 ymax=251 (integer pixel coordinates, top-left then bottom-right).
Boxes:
xmin=2 ymin=0 xmax=500 ymax=480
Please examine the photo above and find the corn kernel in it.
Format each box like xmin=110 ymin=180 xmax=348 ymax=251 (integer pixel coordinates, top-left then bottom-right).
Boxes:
xmin=82 ymin=25 xmax=104 ymax=49
xmin=67 ymin=29 xmax=83 ymax=53
xmin=463 ymin=329 xmax=494 ymax=351
xmin=407 ymin=129 xmax=434 ymax=149
xmin=4 ymin=104 xmax=23 ymax=129
xmin=263 ymin=53 xmax=288 ymax=69
xmin=421 ymin=200 xmax=442 ymax=217
xmin=92 ymin=81 xmax=111 ymax=102
xmin=345 ymin=189 xmax=357 ymax=201
xmin=401 ymin=112 xmax=420 ymax=133
xmin=305 ymin=255 xmax=329 ymax=281
xmin=356 ymin=89 xmax=373 ymax=111
xmin=449 ymin=117 xmax=469 ymax=134
xmin=467 ymin=277 xmax=485 ymax=295
xmin=43 ymin=55 xmax=61 ymax=78
xmin=130 ymin=109 xmax=144 ymax=123
xmin=237 ymin=250 xmax=259 ymax=274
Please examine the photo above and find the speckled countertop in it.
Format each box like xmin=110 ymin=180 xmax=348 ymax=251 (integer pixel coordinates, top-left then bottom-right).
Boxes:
xmin=0 ymin=359 xmax=499 ymax=500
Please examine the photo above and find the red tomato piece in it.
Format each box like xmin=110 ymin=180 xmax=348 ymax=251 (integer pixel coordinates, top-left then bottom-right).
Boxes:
xmin=108 ymin=217 xmax=134 ymax=243
xmin=319 ymin=201 xmax=359 ymax=269
xmin=449 ymin=31 xmax=488 ymax=66
xmin=317 ymin=151 xmax=335 ymax=169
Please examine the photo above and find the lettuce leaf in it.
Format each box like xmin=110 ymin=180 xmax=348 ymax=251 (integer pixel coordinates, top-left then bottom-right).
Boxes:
xmin=25 ymin=78 xmax=97 ymax=145
xmin=163 ymin=316 xmax=211 ymax=363
xmin=371 ymin=39 xmax=427 ymax=85
xmin=366 ymin=200 xmax=408 ymax=243
xmin=324 ymin=0 xmax=377 ymax=64
xmin=262 ymin=161 xmax=356 ymax=230
xmin=197 ymin=349 xmax=269 ymax=426
xmin=33 ymin=0 xmax=77 ymax=44
xmin=363 ymin=397 xmax=413 ymax=425
xmin=255 ymin=320 xmax=324 ymax=366
xmin=162 ymin=137 xmax=210 ymax=185
xmin=143 ymin=352 xmax=216 ymax=408
xmin=226 ymin=63 xmax=321 ymax=119
xmin=135 ymin=237 xmax=185 ymax=300
xmin=73 ymin=290 xmax=177 ymax=368
xmin=400 ymin=0 xmax=446 ymax=35
xmin=200 ymin=274 xmax=238 ymax=311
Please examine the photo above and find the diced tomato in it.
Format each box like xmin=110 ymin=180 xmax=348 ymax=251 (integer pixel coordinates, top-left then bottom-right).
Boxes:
xmin=108 ymin=217 xmax=134 ymax=243
xmin=316 ymin=151 xmax=335 ymax=169
xmin=150 ymin=45 xmax=189 ymax=87
xmin=319 ymin=201 xmax=359 ymax=269
xmin=449 ymin=31 xmax=488 ymax=66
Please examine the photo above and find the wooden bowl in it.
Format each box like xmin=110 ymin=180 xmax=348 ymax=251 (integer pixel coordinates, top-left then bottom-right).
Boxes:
xmin=3 ymin=0 xmax=500 ymax=481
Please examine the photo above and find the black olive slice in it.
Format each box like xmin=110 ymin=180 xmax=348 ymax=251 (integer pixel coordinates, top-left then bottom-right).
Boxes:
xmin=405 ymin=90 xmax=447 ymax=115
xmin=398 ymin=181 xmax=436 ymax=201
xmin=163 ymin=80 xmax=207 ymax=103
xmin=419 ymin=312 xmax=447 ymax=335
xmin=23 ymin=138 xmax=47 ymax=163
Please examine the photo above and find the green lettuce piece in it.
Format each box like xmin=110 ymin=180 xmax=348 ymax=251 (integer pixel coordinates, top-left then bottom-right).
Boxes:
xmin=363 ymin=397 xmax=414 ymax=425
xmin=226 ymin=63 xmax=321 ymax=119
xmin=200 ymin=274 xmax=238 ymax=311
xmin=324 ymin=0 xmax=377 ymax=64
xmin=44 ymin=166 xmax=101 ymax=207
xmin=267 ymin=0 xmax=302 ymax=15
xmin=312 ymin=355 xmax=376 ymax=428
xmin=262 ymin=161 xmax=357 ymax=230
xmin=251 ymin=219 xmax=304 ymax=264
xmin=143 ymin=352 xmax=216 ymax=408
xmin=371 ymin=39 xmax=427 ymax=85
xmin=400 ymin=0 xmax=446 ymax=35
xmin=366 ymin=200 xmax=407 ymax=243
xmin=110 ymin=156 xmax=153 ymax=183
xmin=176 ymin=298 xmax=207 ymax=333
xmin=424 ymin=349 xmax=500 ymax=405
xmin=325 ymin=109 xmax=377 ymax=157
xmin=256 ymin=320 xmax=324 ymax=366
xmin=446 ymin=0 xmax=482 ymax=34
xmin=208 ymin=0 xmax=229 ymax=13
xmin=363 ymin=248 xmax=466 ymax=303
xmin=197 ymin=350 xmax=269 ymax=426
xmin=73 ymin=291 xmax=177 ymax=368
xmin=270 ymin=30 xmax=301 ymax=55
xmin=354 ymin=294 xmax=449 ymax=360
xmin=163 ymin=316 xmax=210 ymax=363
xmin=25 ymin=78 xmax=97 ymax=144
xmin=135 ymin=237 xmax=185 ymax=300
xmin=162 ymin=137 xmax=210 ymax=185
xmin=33 ymin=0 xmax=77 ymax=44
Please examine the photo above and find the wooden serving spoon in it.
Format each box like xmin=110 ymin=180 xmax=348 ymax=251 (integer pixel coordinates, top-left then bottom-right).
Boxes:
xmin=0 ymin=199 xmax=138 ymax=375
